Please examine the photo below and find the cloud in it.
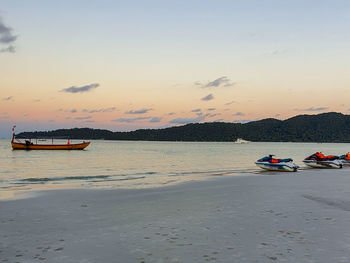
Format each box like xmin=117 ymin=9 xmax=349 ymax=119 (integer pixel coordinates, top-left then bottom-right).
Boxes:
xmin=0 ymin=17 xmax=17 ymax=53
xmin=201 ymin=76 xmax=235 ymax=88
xmin=0 ymin=112 xmax=9 ymax=119
xmin=168 ymin=112 xmax=175 ymax=116
xmin=61 ymin=83 xmax=99 ymax=93
xmin=150 ymin=117 xmax=162 ymax=123
xmin=2 ymin=96 xmax=12 ymax=101
xmin=0 ymin=45 xmax=15 ymax=53
xmin=83 ymin=107 xmax=116 ymax=113
xmin=70 ymin=109 xmax=77 ymax=113
xmin=213 ymin=118 xmax=224 ymax=122
xmin=169 ymin=114 xmax=206 ymax=124
xmin=74 ymin=116 xmax=92 ymax=120
xmin=191 ymin=108 xmax=201 ymax=113
xmin=264 ymin=49 xmax=288 ymax=57
xmin=225 ymin=101 xmax=236 ymax=105
xmin=207 ymin=108 xmax=216 ymax=111
xmin=232 ymin=112 xmax=245 ymax=116
xmin=125 ymin=108 xmax=152 ymax=114
xmin=169 ymin=118 xmax=200 ymax=124
xmin=295 ymin=107 xmax=328 ymax=112
xmin=234 ymin=119 xmax=259 ymax=124
xmin=112 ymin=117 xmax=151 ymax=123
xmin=201 ymin=93 xmax=214 ymax=101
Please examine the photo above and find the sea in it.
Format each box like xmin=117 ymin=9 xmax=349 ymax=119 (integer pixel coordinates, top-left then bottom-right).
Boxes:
xmin=1 ymin=139 xmax=349 ymax=200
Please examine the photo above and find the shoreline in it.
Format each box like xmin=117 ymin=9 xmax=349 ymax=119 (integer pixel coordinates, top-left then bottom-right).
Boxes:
xmin=2 ymin=169 xmax=350 ymax=262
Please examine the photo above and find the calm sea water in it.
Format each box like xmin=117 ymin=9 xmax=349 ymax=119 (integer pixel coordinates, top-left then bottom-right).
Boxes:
xmin=0 ymin=139 xmax=349 ymax=200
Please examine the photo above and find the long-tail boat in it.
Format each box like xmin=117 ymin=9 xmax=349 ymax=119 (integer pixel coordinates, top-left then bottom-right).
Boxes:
xmin=11 ymin=126 xmax=90 ymax=150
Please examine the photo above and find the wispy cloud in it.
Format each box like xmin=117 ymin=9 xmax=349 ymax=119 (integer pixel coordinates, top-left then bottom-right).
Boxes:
xmin=0 ymin=45 xmax=15 ymax=53
xmin=168 ymin=112 xmax=175 ymax=116
xmin=201 ymin=93 xmax=214 ymax=101
xmin=125 ymin=108 xmax=152 ymax=114
xmin=232 ymin=112 xmax=245 ymax=116
xmin=234 ymin=119 xmax=259 ymax=124
xmin=0 ymin=112 xmax=9 ymax=119
xmin=2 ymin=96 xmax=12 ymax=101
xmin=112 ymin=117 xmax=151 ymax=123
xmin=295 ymin=107 xmax=328 ymax=112
xmin=70 ymin=109 xmax=77 ymax=113
xmin=169 ymin=117 xmax=201 ymax=124
xmin=0 ymin=16 xmax=17 ymax=53
xmin=264 ymin=49 xmax=288 ymax=57
xmin=74 ymin=116 xmax=92 ymax=120
xmin=225 ymin=101 xmax=236 ymax=105
xmin=61 ymin=83 xmax=99 ymax=93
xmin=198 ymin=76 xmax=235 ymax=88
xmin=169 ymin=114 xmax=207 ymax=124
xmin=191 ymin=108 xmax=201 ymax=113
xmin=83 ymin=107 xmax=116 ymax=113
xmin=149 ymin=117 xmax=162 ymax=123
xmin=207 ymin=108 xmax=216 ymax=111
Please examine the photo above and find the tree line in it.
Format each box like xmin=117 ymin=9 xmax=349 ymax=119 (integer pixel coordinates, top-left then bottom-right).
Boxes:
xmin=17 ymin=112 xmax=350 ymax=142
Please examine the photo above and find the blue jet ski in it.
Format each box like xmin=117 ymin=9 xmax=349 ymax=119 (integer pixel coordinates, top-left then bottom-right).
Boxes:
xmin=255 ymin=155 xmax=299 ymax=172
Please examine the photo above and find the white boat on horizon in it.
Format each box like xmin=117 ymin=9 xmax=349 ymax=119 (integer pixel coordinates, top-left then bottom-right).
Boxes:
xmin=233 ymin=138 xmax=250 ymax=144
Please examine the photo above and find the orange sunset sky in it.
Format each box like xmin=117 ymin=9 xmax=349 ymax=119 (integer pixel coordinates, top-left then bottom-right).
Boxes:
xmin=1 ymin=1 xmax=350 ymax=137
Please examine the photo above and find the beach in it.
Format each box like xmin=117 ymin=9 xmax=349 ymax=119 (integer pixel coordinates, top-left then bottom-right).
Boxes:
xmin=1 ymin=169 xmax=350 ymax=263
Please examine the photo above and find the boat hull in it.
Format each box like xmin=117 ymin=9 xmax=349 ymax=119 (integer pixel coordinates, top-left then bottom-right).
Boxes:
xmin=11 ymin=141 xmax=90 ymax=150
xmin=303 ymin=160 xmax=342 ymax=169
xmin=340 ymin=159 xmax=350 ymax=165
xmin=255 ymin=162 xmax=298 ymax=172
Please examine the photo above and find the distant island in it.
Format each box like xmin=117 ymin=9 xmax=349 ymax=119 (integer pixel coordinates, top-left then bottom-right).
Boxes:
xmin=17 ymin=112 xmax=350 ymax=142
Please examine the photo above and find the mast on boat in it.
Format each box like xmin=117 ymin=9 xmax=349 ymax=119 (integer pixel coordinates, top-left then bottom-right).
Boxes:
xmin=11 ymin=125 xmax=16 ymax=143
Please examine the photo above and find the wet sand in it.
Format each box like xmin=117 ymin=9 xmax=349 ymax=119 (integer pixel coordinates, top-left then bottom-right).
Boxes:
xmin=1 ymin=169 xmax=350 ymax=262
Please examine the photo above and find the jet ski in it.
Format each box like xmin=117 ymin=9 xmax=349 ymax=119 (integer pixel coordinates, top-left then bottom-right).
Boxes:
xmin=255 ymin=155 xmax=299 ymax=172
xmin=303 ymin=152 xmax=342 ymax=168
xmin=339 ymin=153 xmax=350 ymax=165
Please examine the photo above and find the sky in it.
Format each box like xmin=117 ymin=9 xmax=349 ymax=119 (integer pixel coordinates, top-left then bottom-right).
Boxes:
xmin=1 ymin=0 xmax=350 ymax=137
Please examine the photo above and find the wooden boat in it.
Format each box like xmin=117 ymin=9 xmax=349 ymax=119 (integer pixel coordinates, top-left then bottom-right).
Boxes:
xmin=11 ymin=128 xmax=90 ymax=150
xmin=11 ymin=140 xmax=90 ymax=150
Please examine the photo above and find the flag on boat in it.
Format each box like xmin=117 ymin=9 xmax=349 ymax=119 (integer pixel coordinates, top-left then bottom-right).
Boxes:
xmin=12 ymin=125 xmax=16 ymax=132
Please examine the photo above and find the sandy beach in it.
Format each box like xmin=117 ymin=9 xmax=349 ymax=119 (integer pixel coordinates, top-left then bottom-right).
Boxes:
xmin=1 ymin=169 xmax=350 ymax=263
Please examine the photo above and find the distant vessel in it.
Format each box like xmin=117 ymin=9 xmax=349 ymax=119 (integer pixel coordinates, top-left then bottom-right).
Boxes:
xmin=233 ymin=138 xmax=250 ymax=144
xmin=11 ymin=126 xmax=90 ymax=150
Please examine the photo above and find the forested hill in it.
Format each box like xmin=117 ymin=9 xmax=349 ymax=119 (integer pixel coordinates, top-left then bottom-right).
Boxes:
xmin=17 ymin=112 xmax=350 ymax=142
